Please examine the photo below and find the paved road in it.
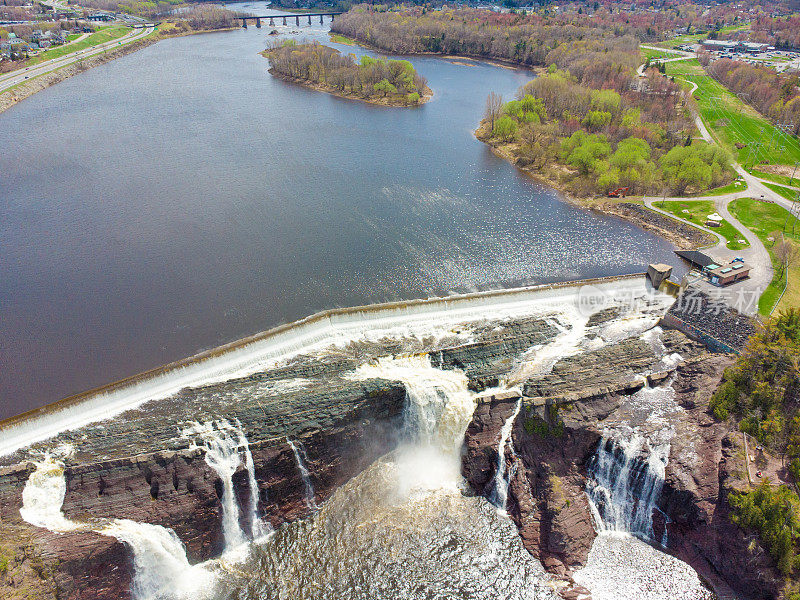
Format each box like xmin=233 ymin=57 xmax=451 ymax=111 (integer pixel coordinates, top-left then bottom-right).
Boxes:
xmin=643 ymin=193 xmax=774 ymax=314
xmin=0 ymin=26 xmax=155 ymax=94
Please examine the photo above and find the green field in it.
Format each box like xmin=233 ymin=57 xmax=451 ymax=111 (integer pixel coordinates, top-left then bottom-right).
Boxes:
xmin=730 ymin=198 xmax=800 ymax=313
xmin=765 ymin=182 xmax=800 ymax=202
xmin=654 ymin=199 xmax=749 ymax=250
xmin=27 ymin=26 xmax=131 ymax=66
xmin=697 ymin=179 xmax=748 ymax=196
xmin=640 ymin=47 xmax=683 ymax=61
xmin=668 ymin=63 xmax=800 ymax=167
xmin=749 ymin=168 xmax=799 ymax=187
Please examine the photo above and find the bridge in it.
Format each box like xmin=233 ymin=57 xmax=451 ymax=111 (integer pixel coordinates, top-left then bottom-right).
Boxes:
xmin=238 ymin=12 xmax=343 ymax=28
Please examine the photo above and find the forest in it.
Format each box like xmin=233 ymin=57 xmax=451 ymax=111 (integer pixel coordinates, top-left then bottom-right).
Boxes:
xmin=711 ymin=310 xmax=800 ymax=585
xmin=479 ymin=68 xmax=731 ymax=196
xmin=699 ymin=51 xmax=800 ymax=137
xmin=264 ymin=41 xmax=429 ymax=106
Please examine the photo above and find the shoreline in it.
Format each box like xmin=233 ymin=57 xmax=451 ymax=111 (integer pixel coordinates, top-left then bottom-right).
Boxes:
xmin=474 ymin=123 xmax=717 ymax=251
xmin=0 ymin=26 xmax=237 ymax=115
xmin=266 ymin=66 xmax=433 ymax=107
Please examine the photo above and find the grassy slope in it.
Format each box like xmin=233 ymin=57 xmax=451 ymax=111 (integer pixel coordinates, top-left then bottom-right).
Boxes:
xmin=765 ymin=182 xmax=799 ymax=202
xmin=654 ymin=199 xmax=749 ymax=250
xmin=666 ymin=60 xmax=800 ymax=167
xmin=749 ymin=168 xmax=799 ymax=187
xmin=730 ymin=198 xmax=800 ymax=313
xmin=27 ymin=26 xmax=131 ymax=66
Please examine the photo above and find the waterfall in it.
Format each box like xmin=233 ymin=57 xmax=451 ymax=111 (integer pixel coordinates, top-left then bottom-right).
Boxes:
xmin=585 ymin=432 xmax=668 ymax=541
xmin=288 ymin=439 xmax=319 ymax=511
xmin=349 ymin=355 xmax=474 ymax=453
xmin=20 ymin=456 xmax=212 ymax=600
xmin=237 ymin=427 xmax=272 ymax=540
xmin=101 ymin=519 xmax=214 ymax=600
xmin=19 ymin=455 xmax=84 ymax=533
xmin=183 ymin=420 xmax=248 ymax=551
xmin=347 ymin=355 xmax=476 ymax=493
xmin=489 ymin=398 xmax=522 ymax=513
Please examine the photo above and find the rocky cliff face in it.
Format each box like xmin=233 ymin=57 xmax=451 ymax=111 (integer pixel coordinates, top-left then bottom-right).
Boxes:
xmin=0 ymin=379 xmax=406 ymax=600
xmin=461 ymin=330 xmax=784 ymax=600
xmin=0 ymin=311 xmax=566 ymax=600
xmin=660 ymin=356 xmax=783 ymax=600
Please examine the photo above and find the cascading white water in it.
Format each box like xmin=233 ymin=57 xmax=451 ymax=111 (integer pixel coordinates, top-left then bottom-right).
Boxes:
xmin=288 ymin=439 xmax=319 ymax=511
xmin=489 ymin=398 xmax=522 ymax=513
xmin=509 ymin=311 xmax=590 ymax=384
xmin=348 ymin=355 xmax=476 ymax=493
xmin=101 ymin=519 xmax=215 ymax=600
xmin=19 ymin=455 xmax=84 ymax=532
xmin=237 ymin=427 xmax=272 ymax=540
xmin=183 ymin=420 xmax=248 ymax=551
xmin=20 ymin=456 xmax=214 ymax=600
xmin=586 ymin=431 xmax=669 ymax=541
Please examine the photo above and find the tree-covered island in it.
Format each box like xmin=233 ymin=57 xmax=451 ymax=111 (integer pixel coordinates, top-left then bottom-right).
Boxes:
xmin=263 ymin=41 xmax=431 ymax=107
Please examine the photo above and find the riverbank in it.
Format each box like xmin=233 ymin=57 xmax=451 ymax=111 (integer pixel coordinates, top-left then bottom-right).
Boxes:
xmin=0 ymin=35 xmax=159 ymax=115
xmin=0 ymin=26 xmax=238 ymax=115
xmin=475 ymin=122 xmax=719 ymax=251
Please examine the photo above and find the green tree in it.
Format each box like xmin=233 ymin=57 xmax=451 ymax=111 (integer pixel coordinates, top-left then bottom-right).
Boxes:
xmin=373 ymin=79 xmax=397 ymax=97
xmin=582 ymin=110 xmax=612 ymax=131
xmin=660 ymin=145 xmax=713 ymax=194
xmin=493 ymin=115 xmax=518 ymax=141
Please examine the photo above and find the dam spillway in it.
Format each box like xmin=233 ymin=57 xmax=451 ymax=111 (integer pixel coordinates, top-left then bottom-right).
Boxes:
xmin=0 ymin=273 xmax=661 ymax=458
xmin=0 ymin=273 xmax=722 ymax=600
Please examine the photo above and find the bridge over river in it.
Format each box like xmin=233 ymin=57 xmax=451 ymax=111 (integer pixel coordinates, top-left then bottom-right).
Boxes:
xmin=239 ymin=12 xmax=343 ymax=28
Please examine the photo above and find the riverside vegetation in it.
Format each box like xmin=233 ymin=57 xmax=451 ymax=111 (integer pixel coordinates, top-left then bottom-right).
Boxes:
xmin=263 ymin=41 xmax=430 ymax=106
xmin=478 ymin=71 xmax=733 ymax=197
xmin=332 ymin=5 xmax=734 ymax=198
xmin=710 ymin=310 xmax=800 ymax=590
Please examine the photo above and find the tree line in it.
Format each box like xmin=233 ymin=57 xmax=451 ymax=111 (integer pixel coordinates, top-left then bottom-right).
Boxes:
xmin=265 ymin=41 xmax=428 ymax=105
xmin=699 ymin=51 xmax=800 ymax=137
xmin=482 ymin=67 xmax=732 ymax=196
xmin=331 ymin=6 xmax=646 ymax=86
xmin=710 ymin=310 xmax=800 ymax=582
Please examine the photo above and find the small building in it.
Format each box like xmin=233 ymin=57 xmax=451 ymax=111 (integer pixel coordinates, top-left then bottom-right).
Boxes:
xmin=87 ymin=13 xmax=114 ymax=22
xmin=675 ymin=249 xmax=716 ymax=270
xmin=706 ymin=261 xmax=751 ymax=286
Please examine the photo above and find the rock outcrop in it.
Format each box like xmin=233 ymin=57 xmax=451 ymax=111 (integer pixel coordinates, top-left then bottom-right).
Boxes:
xmin=461 ymin=334 xmax=785 ymax=600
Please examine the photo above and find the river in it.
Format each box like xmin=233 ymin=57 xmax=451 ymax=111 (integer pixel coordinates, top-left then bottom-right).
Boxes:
xmin=0 ymin=9 xmax=685 ymax=419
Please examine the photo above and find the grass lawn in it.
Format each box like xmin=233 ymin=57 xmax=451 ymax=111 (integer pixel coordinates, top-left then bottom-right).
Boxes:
xmin=698 ymin=179 xmax=748 ymax=196
xmin=667 ymin=63 xmax=800 ymax=167
xmin=329 ymin=33 xmax=358 ymax=46
xmin=749 ymin=168 xmax=799 ymax=187
xmin=765 ymin=182 xmax=799 ymax=202
xmin=730 ymin=197 xmax=800 ymax=314
xmin=654 ymin=199 xmax=749 ymax=250
xmin=640 ymin=47 xmax=683 ymax=61
xmin=27 ymin=26 xmax=131 ymax=66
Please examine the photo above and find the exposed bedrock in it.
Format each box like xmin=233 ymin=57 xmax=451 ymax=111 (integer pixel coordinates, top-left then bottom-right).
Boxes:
xmin=0 ymin=381 xmax=406 ymax=600
xmin=462 ymin=333 xmax=784 ymax=599
xmin=0 ymin=311 xmax=567 ymax=600
xmin=659 ymin=356 xmax=783 ymax=600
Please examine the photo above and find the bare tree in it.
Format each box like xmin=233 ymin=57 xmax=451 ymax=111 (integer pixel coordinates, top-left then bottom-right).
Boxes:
xmin=485 ymin=92 xmax=503 ymax=130
xmin=775 ymin=238 xmax=800 ymax=280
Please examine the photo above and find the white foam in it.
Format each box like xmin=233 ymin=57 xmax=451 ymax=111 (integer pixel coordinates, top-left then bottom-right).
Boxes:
xmin=0 ymin=277 xmax=670 ymax=457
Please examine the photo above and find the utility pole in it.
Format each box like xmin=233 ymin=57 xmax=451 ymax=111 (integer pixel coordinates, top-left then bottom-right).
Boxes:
xmin=791 ymin=161 xmax=799 ymax=187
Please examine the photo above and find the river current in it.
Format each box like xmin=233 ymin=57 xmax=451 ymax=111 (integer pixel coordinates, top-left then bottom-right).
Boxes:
xmin=0 ymin=7 xmax=687 ymax=418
